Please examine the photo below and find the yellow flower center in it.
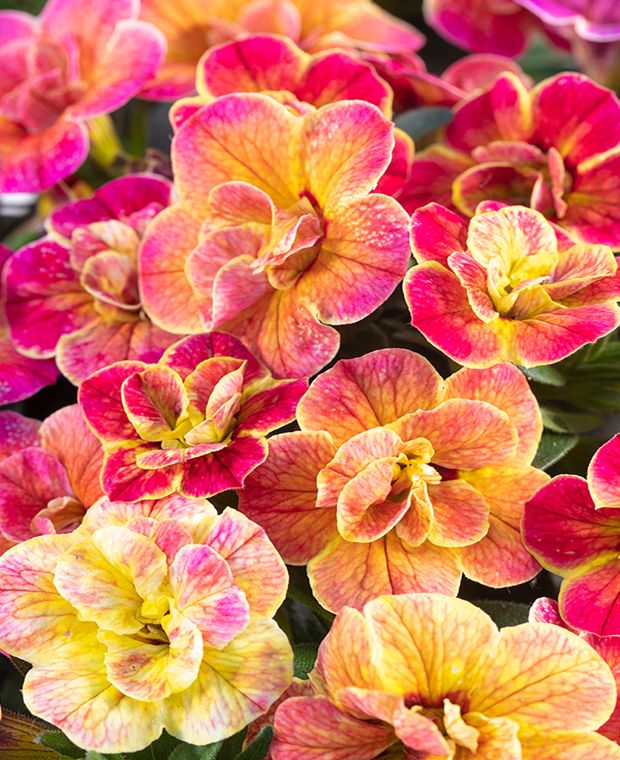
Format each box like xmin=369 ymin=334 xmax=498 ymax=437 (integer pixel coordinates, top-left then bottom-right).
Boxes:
xmin=390 ymin=439 xmax=441 ymax=500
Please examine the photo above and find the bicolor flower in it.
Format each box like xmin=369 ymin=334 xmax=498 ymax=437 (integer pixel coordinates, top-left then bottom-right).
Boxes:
xmin=0 ymin=495 xmax=292 ymax=752
xmin=404 ymin=204 xmax=620 ymax=368
xmin=404 ymin=72 xmax=620 ymax=247
xmin=139 ymin=0 xmax=423 ymax=101
xmin=0 ymin=0 xmax=165 ymax=191
xmin=0 ymin=410 xmax=40 ymax=461
xmin=271 ymin=593 xmax=620 ymax=759
xmin=170 ymin=34 xmax=393 ymax=129
xmin=79 ymin=332 xmax=307 ymax=502
xmin=140 ymin=94 xmax=411 ymax=378
xmin=0 ymin=404 xmax=104 ymax=554
xmin=530 ymin=597 xmax=620 ymax=744
xmin=0 ymin=244 xmax=58 ymax=402
xmin=5 ymin=175 xmax=180 ymax=385
xmin=524 ymin=434 xmax=620 ymax=637
xmin=239 ymin=348 xmax=548 ymax=612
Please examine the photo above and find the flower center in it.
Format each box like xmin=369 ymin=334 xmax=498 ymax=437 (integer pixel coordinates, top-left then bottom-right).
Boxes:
xmin=135 ymin=596 xmax=172 ymax=644
xmin=389 ymin=439 xmax=441 ymax=500
xmin=486 ymin=249 xmax=558 ymax=315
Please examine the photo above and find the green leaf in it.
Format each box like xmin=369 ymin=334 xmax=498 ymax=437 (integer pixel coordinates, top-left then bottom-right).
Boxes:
xmin=287 ymin=567 xmax=334 ymax=624
xmin=219 ymin=730 xmax=246 ymax=759
xmin=235 ymin=727 xmax=273 ymax=760
xmin=541 ymin=407 xmax=601 ymax=434
xmin=475 ymin=600 xmax=530 ymax=628
xmin=293 ymin=644 xmax=318 ymax=679
xmin=394 ymin=107 xmax=453 ymax=140
xmin=168 ymin=742 xmax=222 ymax=760
xmin=38 ymin=733 xmax=85 ymax=759
xmin=533 ymin=432 xmax=579 ymax=470
xmin=522 ymin=365 xmax=565 ymax=386
xmin=85 ymin=753 xmax=125 ymax=760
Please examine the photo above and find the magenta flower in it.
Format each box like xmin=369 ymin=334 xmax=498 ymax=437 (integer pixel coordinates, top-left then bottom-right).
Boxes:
xmin=0 ymin=0 xmax=165 ymax=192
xmin=79 ymin=333 xmax=307 ymax=502
xmin=0 ymin=411 xmax=40 ymax=461
xmin=5 ymin=174 xmax=180 ymax=385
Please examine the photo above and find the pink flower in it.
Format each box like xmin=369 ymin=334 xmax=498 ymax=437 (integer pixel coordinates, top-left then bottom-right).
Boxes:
xmin=5 ymin=174 xmax=180 ymax=385
xmin=0 ymin=0 xmax=165 ymax=192
xmin=0 ymin=404 xmax=104 ymax=554
xmin=404 ymin=72 xmax=620 ymax=247
xmin=524 ymin=434 xmax=620 ymax=636
xmin=0 ymin=411 xmax=40 ymax=461
xmin=404 ymin=204 xmax=620 ymax=368
xmin=79 ymin=332 xmax=307 ymax=502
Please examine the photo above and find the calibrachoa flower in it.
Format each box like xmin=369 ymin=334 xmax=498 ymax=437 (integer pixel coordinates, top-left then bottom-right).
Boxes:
xmin=523 ymin=434 xmax=620 ymax=636
xmin=405 ymin=72 xmax=620 ymax=247
xmin=140 ymin=94 xmax=411 ymax=378
xmin=5 ymin=175 xmax=180 ymax=385
xmin=139 ymin=0 xmax=423 ymax=101
xmin=0 ymin=0 xmax=165 ymax=192
xmin=170 ymin=34 xmax=393 ymax=129
xmin=0 ymin=494 xmax=292 ymax=752
xmin=239 ymin=349 xmax=548 ymax=612
xmin=0 ymin=404 xmax=104 ymax=554
xmin=0 ymin=410 xmax=40 ymax=461
xmin=404 ymin=204 xmax=620 ymax=368
xmin=530 ymin=597 xmax=620 ymax=743
xmin=79 ymin=332 xmax=307 ymax=502
xmin=271 ymin=593 xmax=620 ymax=759
xmin=0 ymin=244 xmax=58 ymax=402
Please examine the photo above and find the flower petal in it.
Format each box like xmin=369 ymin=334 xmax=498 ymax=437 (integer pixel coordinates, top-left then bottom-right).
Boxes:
xmin=589 ymin=435 xmax=620 ymax=510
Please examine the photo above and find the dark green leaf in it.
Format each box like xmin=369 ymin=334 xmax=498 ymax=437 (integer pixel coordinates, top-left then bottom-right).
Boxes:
xmin=533 ymin=432 xmax=579 ymax=470
xmin=38 ymin=732 xmax=84 ymax=758
xmin=293 ymin=644 xmax=318 ymax=679
xmin=475 ymin=600 xmax=530 ymax=628
xmin=219 ymin=729 xmax=246 ymax=759
xmin=541 ymin=407 xmax=601 ymax=434
xmin=287 ymin=567 xmax=334 ymax=624
xmin=235 ymin=727 xmax=272 ymax=760
xmin=394 ymin=107 xmax=453 ymax=140
xmin=168 ymin=741 xmax=222 ymax=760
xmin=522 ymin=365 xmax=565 ymax=386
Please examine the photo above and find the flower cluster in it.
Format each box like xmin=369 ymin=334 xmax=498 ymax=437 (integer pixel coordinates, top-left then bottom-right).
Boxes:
xmin=0 ymin=0 xmax=620 ymax=756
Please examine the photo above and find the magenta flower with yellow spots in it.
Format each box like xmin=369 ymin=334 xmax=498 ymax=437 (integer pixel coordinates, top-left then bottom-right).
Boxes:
xmin=79 ymin=332 xmax=307 ymax=502
xmin=271 ymin=593 xmax=620 ymax=759
xmin=404 ymin=72 xmax=620 ymax=247
xmin=404 ymin=204 xmax=620 ymax=368
xmin=140 ymin=94 xmax=411 ymax=378
xmin=0 ymin=494 xmax=291 ymax=753
xmin=0 ymin=0 xmax=165 ymax=192
xmin=530 ymin=597 xmax=620 ymax=744
xmin=139 ymin=0 xmax=423 ymax=101
xmin=5 ymin=175 xmax=180 ymax=385
xmin=239 ymin=348 xmax=548 ymax=612
xmin=0 ymin=404 xmax=104 ymax=555
xmin=524 ymin=434 xmax=620 ymax=636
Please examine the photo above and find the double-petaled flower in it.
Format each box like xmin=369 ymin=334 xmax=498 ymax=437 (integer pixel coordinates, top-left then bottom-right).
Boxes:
xmin=79 ymin=332 xmax=307 ymax=502
xmin=404 ymin=204 xmax=620 ymax=367
xmin=239 ymin=348 xmax=548 ymax=612
xmin=0 ymin=495 xmax=292 ymax=752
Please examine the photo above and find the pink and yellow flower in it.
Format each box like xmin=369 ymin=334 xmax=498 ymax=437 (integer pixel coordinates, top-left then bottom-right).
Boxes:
xmin=405 ymin=72 xmax=620 ymax=247
xmin=530 ymin=597 xmax=620 ymax=744
xmin=0 ymin=411 xmax=40 ymax=461
xmin=271 ymin=593 xmax=620 ymax=759
xmin=5 ymin=175 xmax=180 ymax=385
xmin=0 ymin=0 xmax=165 ymax=192
xmin=170 ymin=33 xmax=393 ymax=129
xmin=139 ymin=0 xmax=423 ymax=101
xmin=239 ymin=348 xmax=548 ymax=612
xmin=523 ymin=434 xmax=620 ymax=636
xmin=0 ymin=494 xmax=292 ymax=752
xmin=404 ymin=204 xmax=620 ymax=368
xmin=140 ymin=94 xmax=411 ymax=378
xmin=0 ymin=404 xmax=104 ymax=554
xmin=79 ymin=332 xmax=307 ymax=502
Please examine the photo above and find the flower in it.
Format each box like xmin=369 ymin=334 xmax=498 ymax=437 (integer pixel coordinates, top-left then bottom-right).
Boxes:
xmin=0 ymin=404 xmax=104 ymax=554
xmin=140 ymin=94 xmax=411 ymax=378
xmin=404 ymin=72 xmax=620 ymax=247
xmin=523 ymin=434 xmax=620 ymax=636
xmin=139 ymin=0 xmax=423 ymax=101
xmin=0 ymin=495 xmax=292 ymax=752
xmin=239 ymin=348 xmax=548 ymax=612
xmin=271 ymin=593 xmax=620 ymax=759
xmin=79 ymin=332 xmax=307 ymax=502
xmin=5 ymin=174 xmax=180 ymax=385
xmin=169 ymin=34 xmax=393 ymax=130
xmin=0 ymin=244 xmax=58 ymax=401
xmin=404 ymin=204 xmax=620 ymax=368
xmin=0 ymin=410 xmax=40 ymax=461
xmin=530 ymin=597 xmax=620 ymax=744
xmin=0 ymin=0 xmax=165 ymax=192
